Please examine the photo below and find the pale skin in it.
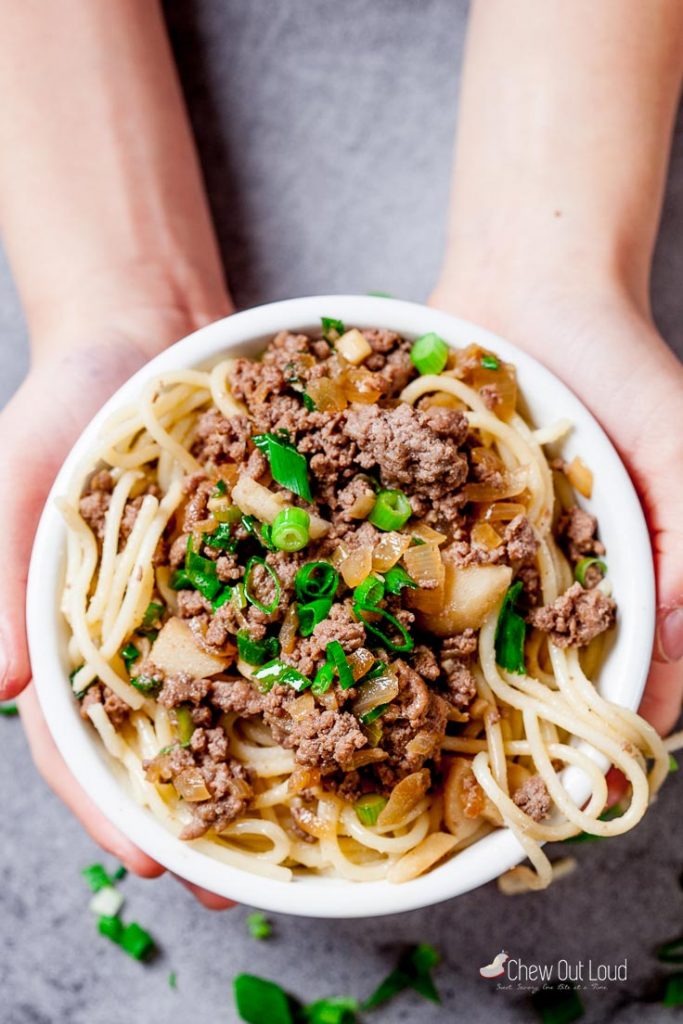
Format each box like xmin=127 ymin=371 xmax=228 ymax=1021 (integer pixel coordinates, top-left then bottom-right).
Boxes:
xmin=1 ymin=0 xmax=682 ymax=896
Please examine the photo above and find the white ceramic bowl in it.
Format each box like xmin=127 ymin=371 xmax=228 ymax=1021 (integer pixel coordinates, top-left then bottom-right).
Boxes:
xmin=26 ymin=295 xmax=654 ymax=918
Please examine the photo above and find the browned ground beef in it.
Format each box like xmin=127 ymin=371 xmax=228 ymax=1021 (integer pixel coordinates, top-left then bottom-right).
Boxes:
xmin=77 ymin=325 xmax=615 ymax=825
xmin=528 ymin=582 xmax=616 ymax=647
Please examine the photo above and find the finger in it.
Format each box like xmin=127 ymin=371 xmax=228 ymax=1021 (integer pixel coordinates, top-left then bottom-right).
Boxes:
xmin=174 ymin=875 xmax=236 ymax=911
xmin=18 ymin=686 xmax=164 ymax=878
xmin=638 ymin=660 xmax=683 ymax=737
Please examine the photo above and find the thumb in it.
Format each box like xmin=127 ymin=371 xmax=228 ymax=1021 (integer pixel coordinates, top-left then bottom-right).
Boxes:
xmin=637 ymin=433 xmax=683 ymax=736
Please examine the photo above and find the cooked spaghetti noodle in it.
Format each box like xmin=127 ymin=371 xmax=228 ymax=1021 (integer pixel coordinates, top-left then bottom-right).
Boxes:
xmin=58 ymin=323 xmax=667 ymax=888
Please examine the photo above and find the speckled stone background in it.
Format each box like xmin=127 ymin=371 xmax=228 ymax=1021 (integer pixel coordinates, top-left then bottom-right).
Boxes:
xmin=2 ymin=3 xmax=682 ymax=1022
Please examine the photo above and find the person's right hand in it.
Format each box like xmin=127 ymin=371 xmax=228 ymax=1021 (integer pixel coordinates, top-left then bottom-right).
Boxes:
xmin=0 ymin=306 xmax=233 ymax=909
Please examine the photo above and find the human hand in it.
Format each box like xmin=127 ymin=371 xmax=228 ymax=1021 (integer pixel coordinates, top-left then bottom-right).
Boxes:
xmin=430 ymin=281 xmax=683 ymax=735
xmin=1 ymin=309 xmax=233 ymax=908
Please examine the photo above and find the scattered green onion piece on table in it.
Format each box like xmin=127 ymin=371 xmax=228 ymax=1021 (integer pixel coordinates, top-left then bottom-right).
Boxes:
xmin=246 ymin=912 xmax=272 ymax=940
xmin=326 ymin=641 xmax=355 ymax=690
xmin=112 ymin=865 xmax=127 ymax=882
xmin=82 ymin=863 xmax=114 ymax=893
xmin=298 ymin=597 xmax=333 ymax=637
xmin=354 ymin=604 xmax=414 ymax=653
xmin=252 ymin=432 xmax=312 ymax=502
xmin=233 ymin=973 xmax=295 ymax=1024
xmin=244 ymin=556 xmax=281 ymax=614
xmin=295 ymin=562 xmax=339 ymax=601
xmin=98 ymin=915 xmax=123 ymax=943
xmin=119 ymin=643 xmax=140 ymax=673
xmin=657 ymin=935 xmax=683 ymax=964
xmin=302 ymin=997 xmax=359 ymax=1024
xmin=120 ymin=921 xmax=155 ymax=960
xmin=321 ymin=316 xmax=345 ymax=342
xmin=481 ymin=353 xmax=500 ymax=370
xmin=363 ymin=943 xmax=441 ymax=1010
xmin=175 ymin=706 xmax=195 ymax=746
xmin=0 ymin=703 xmax=18 ymax=717
xmin=531 ymin=983 xmax=584 ymax=1024
xmin=663 ymin=973 xmax=683 ymax=1008
xmin=237 ymin=631 xmax=280 ymax=666
xmin=494 ymin=581 xmax=527 ymax=674
xmin=353 ymin=574 xmax=385 ymax=608
xmin=130 ymin=676 xmax=162 ymax=696
xmin=253 ymin=660 xmax=312 ymax=693
xmin=574 ymin=556 xmax=607 ymax=587
xmin=271 ymin=507 xmax=311 ymax=552
xmin=670 ymin=753 xmax=679 ymax=773
xmin=168 ymin=971 xmax=177 ymax=990
xmin=409 ymin=332 xmax=449 ymax=376
xmin=368 ymin=489 xmax=412 ymax=531
xmin=383 ymin=565 xmax=417 ymax=595
xmin=355 ymin=794 xmax=388 ymax=826
xmin=89 ymin=885 xmax=124 ymax=919
xmin=311 ymin=662 xmax=336 ymax=695
xmin=204 ymin=522 xmax=237 ymax=551
xmin=367 ymin=290 xmax=392 ymax=298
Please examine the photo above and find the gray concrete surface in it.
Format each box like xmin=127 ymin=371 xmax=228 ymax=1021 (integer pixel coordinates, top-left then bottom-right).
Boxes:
xmin=2 ymin=2 xmax=683 ymax=1022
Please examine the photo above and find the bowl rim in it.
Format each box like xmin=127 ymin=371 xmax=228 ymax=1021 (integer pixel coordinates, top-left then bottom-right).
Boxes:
xmin=26 ymin=294 xmax=655 ymax=918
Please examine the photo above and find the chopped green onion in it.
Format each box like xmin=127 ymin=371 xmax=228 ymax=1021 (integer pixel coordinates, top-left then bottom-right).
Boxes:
xmin=383 ymin=565 xmax=417 ymax=596
xmin=112 ymin=866 xmax=127 ymax=882
xmin=0 ymin=703 xmax=18 ymax=717
xmin=481 ymin=354 xmax=500 ymax=370
xmin=531 ymin=983 xmax=584 ymax=1023
xmin=214 ymin=479 xmax=227 ymax=496
xmin=233 ymin=974 xmax=294 ymax=1024
xmin=562 ymin=805 xmax=623 ymax=843
xmin=237 ymin=631 xmax=280 ymax=666
xmin=141 ymin=601 xmax=164 ymax=630
xmin=574 ymin=556 xmax=607 ymax=587
xmin=409 ymin=333 xmax=449 ymax=376
xmin=670 ymin=753 xmax=679 ymax=773
xmin=353 ymin=574 xmax=385 ymax=608
xmin=244 ymin=556 xmax=281 ymax=615
xmin=241 ymin=514 xmax=276 ymax=551
xmin=321 ymin=316 xmax=345 ymax=342
xmin=326 ymin=641 xmax=355 ymax=690
xmin=298 ymin=597 xmax=333 ymax=637
xmin=89 ymin=885 xmax=124 ymax=919
xmin=130 ymin=676 xmax=162 ymax=696
xmin=657 ymin=935 xmax=683 ymax=964
xmin=354 ymin=604 xmax=414 ymax=653
xmin=170 ymin=568 xmax=193 ymax=590
xmin=368 ymin=489 xmax=412 ymax=531
xmin=175 ymin=706 xmax=195 ymax=746
xmin=311 ymin=662 xmax=336 ymax=695
xmin=82 ymin=863 xmax=115 ymax=893
xmin=272 ymin=507 xmax=310 ymax=552
xmin=495 ymin=581 xmax=526 ymax=674
xmin=295 ymin=562 xmax=339 ymax=601
xmin=411 ymin=536 xmax=426 ymax=547
xmin=367 ymin=290 xmax=392 ymax=298
xmin=363 ymin=944 xmax=441 ymax=1010
xmin=184 ymin=536 xmax=222 ymax=600
xmin=359 ymin=703 xmax=388 ymax=725
xmin=663 ymin=973 xmax=683 ymax=1008
xmin=212 ymin=585 xmax=235 ymax=610
xmin=168 ymin=971 xmax=177 ymax=990
xmin=246 ymin=912 xmax=272 ymax=940
xmin=253 ymin=660 xmax=312 ymax=693
xmin=120 ymin=921 xmax=155 ymax=960
xmin=119 ymin=643 xmax=140 ymax=673
xmin=204 ymin=522 xmax=237 ymax=551
xmin=98 ymin=915 xmax=123 ymax=943
xmin=355 ymin=794 xmax=388 ymax=826
xmin=302 ymin=998 xmax=359 ymax=1024
xmin=252 ymin=432 xmax=312 ymax=502
xmin=302 ymin=392 xmax=316 ymax=412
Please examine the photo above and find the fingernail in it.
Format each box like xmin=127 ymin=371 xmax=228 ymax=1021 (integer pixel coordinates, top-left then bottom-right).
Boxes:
xmin=656 ymin=607 xmax=683 ymax=663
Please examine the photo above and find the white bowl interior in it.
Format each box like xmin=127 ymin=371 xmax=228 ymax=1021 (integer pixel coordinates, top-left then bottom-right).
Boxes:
xmin=26 ymin=296 xmax=654 ymax=918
